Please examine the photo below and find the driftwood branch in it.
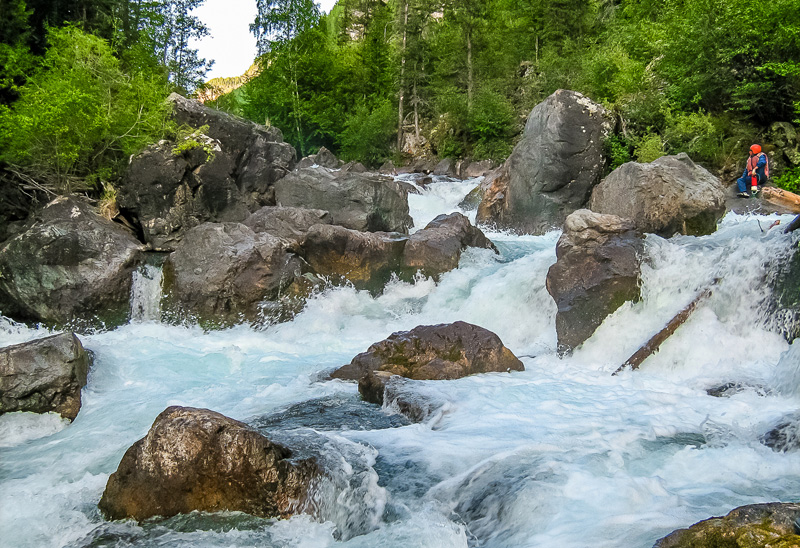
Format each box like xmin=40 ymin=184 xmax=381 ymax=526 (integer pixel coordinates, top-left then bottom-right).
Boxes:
xmin=762 ymin=187 xmax=800 ymax=213
xmin=612 ymin=282 xmax=717 ymax=375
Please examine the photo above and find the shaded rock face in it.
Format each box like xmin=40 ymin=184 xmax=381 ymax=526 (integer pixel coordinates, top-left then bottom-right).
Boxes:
xmin=0 ymin=168 xmax=46 ymax=244
xmin=0 ymin=333 xmax=91 ymax=421
xmin=0 ymin=197 xmax=143 ymax=328
xmin=117 ymin=94 xmax=296 ymax=251
xmin=99 ymin=406 xmax=319 ymax=522
xmin=654 ymin=503 xmax=800 ymax=548
xmin=403 ymin=212 xmax=498 ymax=277
xmin=766 ymin=245 xmax=800 ymax=343
xmin=546 ymin=209 xmax=643 ymax=354
xmin=243 ymin=206 xmax=332 ymax=249
xmin=332 ymin=321 xmax=524 ymax=384
xmin=477 ymin=90 xmax=614 ymax=234
xmin=357 ymin=372 xmax=447 ymax=421
xmin=274 ymin=167 xmax=413 ymax=233
xmin=590 ymin=153 xmax=726 ymax=237
xmin=300 ymin=213 xmax=496 ymax=292
xmin=163 ymin=222 xmax=303 ymax=326
xmin=300 ymin=224 xmax=408 ymax=293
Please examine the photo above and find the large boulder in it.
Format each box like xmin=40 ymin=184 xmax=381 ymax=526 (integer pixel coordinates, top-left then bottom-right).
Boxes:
xmin=98 ymin=406 xmax=319 ymax=521
xmin=0 ymin=333 xmax=91 ymax=421
xmin=403 ymin=213 xmax=498 ymax=277
xmin=168 ymin=93 xmax=297 ymax=201
xmin=546 ymin=209 xmax=643 ymax=354
xmin=243 ymin=206 xmax=333 ymax=249
xmin=117 ymin=94 xmax=297 ymax=251
xmin=654 ymin=503 xmax=800 ymax=548
xmin=477 ymin=90 xmax=614 ymax=233
xmin=332 ymin=321 xmax=524 ymax=387
xmin=589 ymin=153 xmax=726 ymax=237
xmin=296 ymin=146 xmax=341 ymax=169
xmin=0 ymin=196 xmax=144 ymax=328
xmin=163 ymin=222 xmax=303 ymax=326
xmin=767 ymin=243 xmax=800 ymax=343
xmin=299 ymin=213 xmax=496 ymax=291
xmin=274 ymin=167 xmax=413 ymax=233
xmin=300 ymin=224 xmax=408 ymax=293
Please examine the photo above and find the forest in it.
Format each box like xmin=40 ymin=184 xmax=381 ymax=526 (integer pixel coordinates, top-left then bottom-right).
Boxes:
xmin=1 ymin=0 xmax=799 ymax=195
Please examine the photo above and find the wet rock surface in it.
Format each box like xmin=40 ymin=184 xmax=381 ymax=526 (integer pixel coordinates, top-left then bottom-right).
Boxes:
xmin=332 ymin=321 xmax=524 ymax=383
xmin=99 ymin=406 xmax=320 ymax=522
xmin=654 ymin=503 xmax=800 ymax=548
xmin=0 ymin=332 xmax=91 ymax=421
xmin=0 ymin=196 xmax=143 ymax=328
xmin=546 ymin=209 xmax=643 ymax=353
xmin=477 ymin=89 xmax=614 ymax=233
xmin=162 ymin=222 xmax=303 ymax=326
xmin=590 ymin=153 xmax=726 ymax=237
xmin=274 ymin=166 xmax=413 ymax=234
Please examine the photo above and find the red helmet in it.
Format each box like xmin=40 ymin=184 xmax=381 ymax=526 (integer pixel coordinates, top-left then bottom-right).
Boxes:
xmin=750 ymin=144 xmax=762 ymax=154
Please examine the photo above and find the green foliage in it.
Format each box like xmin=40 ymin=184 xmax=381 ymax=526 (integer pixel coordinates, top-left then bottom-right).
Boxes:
xmin=339 ymin=98 xmax=396 ymax=166
xmin=605 ymin=134 xmax=633 ymax=171
xmin=662 ymin=110 xmax=724 ymax=164
xmin=468 ymin=87 xmax=514 ymax=160
xmin=634 ymin=132 xmax=666 ymax=163
xmin=774 ymin=167 xmax=800 ymax=194
xmin=0 ymin=26 xmax=171 ymax=191
xmin=171 ymin=124 xmax=215 ymax=161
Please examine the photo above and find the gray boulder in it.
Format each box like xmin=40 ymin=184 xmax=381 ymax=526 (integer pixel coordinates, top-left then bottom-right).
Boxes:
xmin=546 ymin=209 xmax=643 ymax=354
xmin=332 ymin=321 xmax=524 ymax=384
xmin=0 ymin=196 xmax=144 ymax=328
xmin=163 ymin=222 xmax=303 ymax=327
xmin=244 ymin=206 xmax=333 ymax=249
xmin=654 ymin=503 xmax=800 ymax=548
xmin=590 ymin=153 xmax=726 ymax=237
xmin=461 ymin=160 xmax=495 ymax=179
xmin=477 ymin=90 xmax=614 ymax=233
xmin=117 ymin=94 xmax=297 ymax=251
xmin=296 ymin=146 xmax=341 ymax=169
xmin=0 ymin=333 xmax=91 ymax=421
xmin=99 ymin=406 xmax=319 ymax=521
xmin=403 ymin=213 xmax=498 ymax=277
xmin=274 ymin=167 xmax=412 ymax=233
xmin=433 ymin=158 xmax=456 ymax=177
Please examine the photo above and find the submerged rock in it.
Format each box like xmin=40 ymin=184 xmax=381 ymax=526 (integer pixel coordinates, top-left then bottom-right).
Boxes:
xmin=162 ymin=222 xmax=303 ymax=326
xmin=0 ymin=332 xmax=91 ymax=421
xmin=477 ymin=90 xmax=614 ymax=234
xmin=590 ymin=153 xmax=726 ymax=237
xmin=99 ymin=406 xmax=319 ymax=522
xmin=0 ymin=196 xmax=143 ymax=328
xmin=274 ymin=167 xmax=413 ymax=233
xmin=761 ymin=412 xmax=800 ymax=452
xmin=332 ymin=321 xmax=524 ymax=387
xmin=546 ymin=209 xmax=643 ymax=353
xmin=654 ymin=503 xmax=800 ymax=548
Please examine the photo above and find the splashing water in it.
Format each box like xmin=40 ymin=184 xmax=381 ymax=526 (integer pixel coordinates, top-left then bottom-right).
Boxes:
xmin=1 ymin=182 xmax=800 ymax=548
xmin=129 ymin=264 xmax=164 ymax=323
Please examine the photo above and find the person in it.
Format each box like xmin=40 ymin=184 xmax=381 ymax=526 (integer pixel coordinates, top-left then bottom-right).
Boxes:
xmin=736 ymin=144 xmax=769 ymax=198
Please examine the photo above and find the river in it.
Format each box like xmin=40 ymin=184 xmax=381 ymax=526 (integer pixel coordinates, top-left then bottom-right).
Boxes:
xmin=1 ymin=175 xmax=799 ymax=548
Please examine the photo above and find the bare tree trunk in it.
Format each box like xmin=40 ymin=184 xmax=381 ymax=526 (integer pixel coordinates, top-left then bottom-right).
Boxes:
xmin=397 ymin=0 xmax=409 ymax=151
xmin=466 ymin=27 xmax=473 ymax=109
xmin=413 ymin=74 xmax=420 ymax=140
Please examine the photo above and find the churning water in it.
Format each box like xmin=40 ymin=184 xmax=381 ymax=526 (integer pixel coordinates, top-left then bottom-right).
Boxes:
xmin=2 ymin=175 xmax=800 ymax=548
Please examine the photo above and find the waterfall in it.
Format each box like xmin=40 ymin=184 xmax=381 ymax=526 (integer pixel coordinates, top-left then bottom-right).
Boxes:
xmin=129 ymin=264 xmax=163 ymax=322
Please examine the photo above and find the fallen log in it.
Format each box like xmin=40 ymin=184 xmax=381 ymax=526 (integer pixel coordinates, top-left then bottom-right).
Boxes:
xmin=761 ymin=186 xmax=800 ymax=213
xmin=612 ymin=283 xmax=716 ymax=375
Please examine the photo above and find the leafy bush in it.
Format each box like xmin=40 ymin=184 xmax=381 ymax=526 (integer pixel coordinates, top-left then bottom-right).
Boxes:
xmin=634 ymin=132 xmax=666 ymax=163
xmin=467 ymin=87 xmax=515 ymax=160
xmin=339 ymin=99 xmax=396 ymax=166
xmin=774 ymin=167 xmax=800 ymax=194
xmin=605 ymin=134 xmax=633 ymax=172
xmin=0 ymin=26 xmax=171 ymax=191
xmin=662 ymin=110 xmax=725 ymax=164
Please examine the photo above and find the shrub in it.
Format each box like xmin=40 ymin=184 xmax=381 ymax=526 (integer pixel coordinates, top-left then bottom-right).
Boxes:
xmin=634 ymin=132 xmax=666 ymax=163
xmin=605 ymin=134 xmax=633 ymax=172
xmin=774 ymin=167 xmax=800 ymax=194
xmin=339 ymin=98 xmax=396 ymax=166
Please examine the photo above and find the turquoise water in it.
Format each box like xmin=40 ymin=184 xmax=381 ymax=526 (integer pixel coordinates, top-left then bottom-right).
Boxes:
xmin=1 ymin=177 xmax=799 ymax=548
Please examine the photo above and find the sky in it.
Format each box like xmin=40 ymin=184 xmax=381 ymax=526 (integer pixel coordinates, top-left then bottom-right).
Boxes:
xmin=192 ymin=0 xmax=338 ymax=80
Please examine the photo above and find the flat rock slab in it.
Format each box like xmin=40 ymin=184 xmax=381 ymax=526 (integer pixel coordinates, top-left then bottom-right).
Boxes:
xmin=0 ymin=332 xmax=91 ymax=421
